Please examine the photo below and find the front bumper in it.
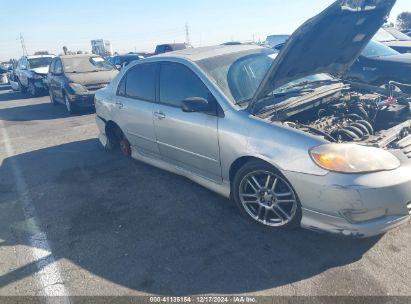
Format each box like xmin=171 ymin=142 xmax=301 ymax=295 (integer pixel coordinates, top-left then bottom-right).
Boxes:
xmin=67 ymin=92 xmax=95 ymax=108
xmin=283 ymin=156 xmax=411 ymax=238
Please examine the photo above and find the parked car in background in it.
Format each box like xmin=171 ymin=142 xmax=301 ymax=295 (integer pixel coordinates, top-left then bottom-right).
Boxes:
xmin=15 ymin=55 xmax=55 ymax=96
xmin=94 ymin=0 xmax=410 ymax=238
xmin=374 ymin=28 xmax=411 ymax=53
xmin=47 ymin=54 xmax=118 ymax=114
xmin=154 ymin=43 xmax=193 ymax=55
xmin=347 ymin=40 xmax=411 ymax=93
xmin=107 ymin=53 xmax=145 ymax=69
xmin=0 ymin=65 xmax=8 ymax=84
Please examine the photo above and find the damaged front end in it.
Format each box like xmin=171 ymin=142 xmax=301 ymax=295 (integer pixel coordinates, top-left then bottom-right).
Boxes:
xmin=264 ymin=82 xmax=411 ymax=158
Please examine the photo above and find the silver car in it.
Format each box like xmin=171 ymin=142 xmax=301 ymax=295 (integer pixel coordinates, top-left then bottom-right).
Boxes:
xmin=95 ymin=0 xmax=411 ymax=238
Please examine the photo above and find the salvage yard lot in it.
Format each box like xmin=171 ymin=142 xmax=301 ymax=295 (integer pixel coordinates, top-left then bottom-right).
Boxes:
xmin=0 ymin=86 xmax=411 ymax=297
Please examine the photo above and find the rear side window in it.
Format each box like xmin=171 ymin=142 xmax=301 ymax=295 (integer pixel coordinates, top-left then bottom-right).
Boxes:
xmin=159 ymin=63 xmax=210 ymax=107
xmin=120 ymin=64 xmax=156 ymax=101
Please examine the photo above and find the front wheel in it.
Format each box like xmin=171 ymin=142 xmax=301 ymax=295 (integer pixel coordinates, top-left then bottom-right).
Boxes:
xmin=64 ymin=94 xmax=75 ymax=114
xmin=232 ymin=160 xmax=302 ymax=229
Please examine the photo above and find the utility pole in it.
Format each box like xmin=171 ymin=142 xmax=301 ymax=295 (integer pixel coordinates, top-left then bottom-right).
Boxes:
xmin=185 ymin=23 xmax=190 ymax=45
xmin=19 ymin=33 xmax=28 ymax=56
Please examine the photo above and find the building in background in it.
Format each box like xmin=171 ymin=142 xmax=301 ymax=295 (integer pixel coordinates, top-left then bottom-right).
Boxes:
xmin=91 ymin=39 xmax=112 ymax=57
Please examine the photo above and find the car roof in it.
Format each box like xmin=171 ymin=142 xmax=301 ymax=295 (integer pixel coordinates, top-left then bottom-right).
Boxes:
xmin=26 ymin=55 xmax=55 ymax=59
xmin=59 ymin=54 xmax=100 ymax=59
xmin=155 ymin=44 xmax=263 ymax=62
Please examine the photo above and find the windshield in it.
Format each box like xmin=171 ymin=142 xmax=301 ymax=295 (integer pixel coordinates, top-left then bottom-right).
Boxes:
xmin=62 ymin=56 xmax=114 ymax=73
xmin=28 ymin=57 xmax=53 ymax=69
xmin=271 ymin=74 xmax=334 ymax=95
xmin=362 ymin=40 xmax=399 ymax=58
xmin=197 ymin=48 xmax=277 ymax=105
xmin=373 ymin=28 xmax=397 ymax=42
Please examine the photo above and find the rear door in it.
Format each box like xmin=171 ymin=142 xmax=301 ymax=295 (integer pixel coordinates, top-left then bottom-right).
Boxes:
xmin=113 ymin=62 xmax=160 ymax=158
xmin=153 ymin=62 xmax=222 ymax=182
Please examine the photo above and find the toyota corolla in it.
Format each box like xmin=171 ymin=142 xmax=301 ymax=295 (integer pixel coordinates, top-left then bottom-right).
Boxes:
xmin=95 ymin=0 xmax=411 ymax=237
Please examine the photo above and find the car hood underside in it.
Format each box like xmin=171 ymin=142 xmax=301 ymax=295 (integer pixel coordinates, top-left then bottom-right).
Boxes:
xmin=249 ymin=0 xmax=397 ymax=112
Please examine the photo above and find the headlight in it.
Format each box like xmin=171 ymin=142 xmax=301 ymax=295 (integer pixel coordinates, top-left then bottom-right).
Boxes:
xmin=309 ymin=144 xmax=400 ymax=173
xmin=69 ymin=83 xmax=88 ymax=93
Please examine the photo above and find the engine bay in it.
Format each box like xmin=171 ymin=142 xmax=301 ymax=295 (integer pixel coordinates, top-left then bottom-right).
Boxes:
xmin=277 ymin=88 xmax=411 ymax=146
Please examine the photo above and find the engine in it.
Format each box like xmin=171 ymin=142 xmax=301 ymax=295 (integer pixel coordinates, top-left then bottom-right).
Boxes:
xmin=284 ymin=91 xmax=411 ymax=143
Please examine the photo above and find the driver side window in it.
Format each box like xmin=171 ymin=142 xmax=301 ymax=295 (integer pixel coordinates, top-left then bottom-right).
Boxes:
xmin=159 ymin=62 xmax=211 ymax=108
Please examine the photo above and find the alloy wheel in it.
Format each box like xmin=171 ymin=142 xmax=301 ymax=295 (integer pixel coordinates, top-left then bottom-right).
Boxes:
xmin=238 ymin=170 xmax=298 ymax=227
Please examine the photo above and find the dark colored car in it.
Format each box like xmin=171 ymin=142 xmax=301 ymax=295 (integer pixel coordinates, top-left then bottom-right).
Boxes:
xmin=346 ymin=40 xmax=411 ymax=93
xmin=374 ymin=28 xmax=411 ymax=53
xmin=47 ymin=54 xmax=118 ymax=114
xmin=154 ymin=43 xmax=193 ymax=55
xmin=107 ymin=53 xmax=145 ymax=69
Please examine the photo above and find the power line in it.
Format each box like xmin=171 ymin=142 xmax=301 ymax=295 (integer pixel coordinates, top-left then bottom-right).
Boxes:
xmin=19 ymin=33 xmax=28 ymax=56
xmin=185 ymin=23 xmax=190 ymax=45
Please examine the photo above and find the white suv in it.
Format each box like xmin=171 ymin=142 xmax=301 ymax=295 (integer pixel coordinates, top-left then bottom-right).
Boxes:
xmin=15 ymin=55 xmax=54 ymax=96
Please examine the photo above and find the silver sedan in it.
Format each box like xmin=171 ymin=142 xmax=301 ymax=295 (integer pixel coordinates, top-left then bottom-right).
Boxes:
xmin=95 ymin=0 xmax=411 ymax=237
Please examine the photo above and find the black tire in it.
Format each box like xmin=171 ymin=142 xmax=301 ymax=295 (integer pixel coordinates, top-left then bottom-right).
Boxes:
xmin=232 ymin=159 xmax=302 ymax=230
xmin=105 ymin=123 xmax=131 ymax=157
xmin=64 ymin=94 xmax=76 ymax=114
xmin=49 ymin=90 xmax=58 ymax=105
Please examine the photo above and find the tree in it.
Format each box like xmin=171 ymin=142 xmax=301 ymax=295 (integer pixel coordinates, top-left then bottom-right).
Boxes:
xmin=397 ymin=12 xmax=411 ymax=30
xmin=63 ymin=46 xmax=68 ymax=55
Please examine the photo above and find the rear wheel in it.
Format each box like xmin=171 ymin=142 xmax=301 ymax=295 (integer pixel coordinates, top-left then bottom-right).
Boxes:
xmin=49 ymin=90 xmax=57 ymax=105
xmin=106 ymin=123 xmax=131 ymax=157
xmin=232 ymin=160 xmax=302 ymax=229
xmin=119 ymin=136 xmax=131 ymax=157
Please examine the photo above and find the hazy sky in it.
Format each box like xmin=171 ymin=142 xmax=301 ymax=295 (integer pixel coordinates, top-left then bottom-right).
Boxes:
xmin=0 ymin=0 xmax=409 ymax=61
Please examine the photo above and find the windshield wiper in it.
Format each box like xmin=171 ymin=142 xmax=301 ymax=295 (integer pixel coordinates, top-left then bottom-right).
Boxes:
xmin=274 ymin=79 xmax=340 ymax=94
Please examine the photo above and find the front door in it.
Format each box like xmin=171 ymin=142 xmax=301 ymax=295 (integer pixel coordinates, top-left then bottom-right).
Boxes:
xmin=153 ymin=62 xmax=222 ymax=182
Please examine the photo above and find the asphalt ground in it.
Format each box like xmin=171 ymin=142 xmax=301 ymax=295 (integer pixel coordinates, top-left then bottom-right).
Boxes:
xmin=0 ymin=85 xmax=410 ymax=300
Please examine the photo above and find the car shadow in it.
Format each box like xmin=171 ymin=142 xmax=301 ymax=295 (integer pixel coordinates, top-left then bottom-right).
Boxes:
xmin=0 ymin=90 xmax=94 ymax=121
xmin=0 ymin=139 xmax=381 ymax=295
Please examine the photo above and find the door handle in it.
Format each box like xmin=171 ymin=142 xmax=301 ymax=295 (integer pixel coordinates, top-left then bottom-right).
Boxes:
xmin=154 ymin=111 xmax=166 ymax=120
xmin=116 ymin=101 xmax=123 ymax=109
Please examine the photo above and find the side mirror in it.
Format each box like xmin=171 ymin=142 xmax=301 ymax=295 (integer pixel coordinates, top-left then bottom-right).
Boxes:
xmin=181 ymin=97 xmax=213 ymax=114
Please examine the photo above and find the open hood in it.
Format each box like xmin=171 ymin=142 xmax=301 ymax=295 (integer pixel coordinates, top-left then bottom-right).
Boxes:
xmin=249 ymin=0 xmax=396 ymax=113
